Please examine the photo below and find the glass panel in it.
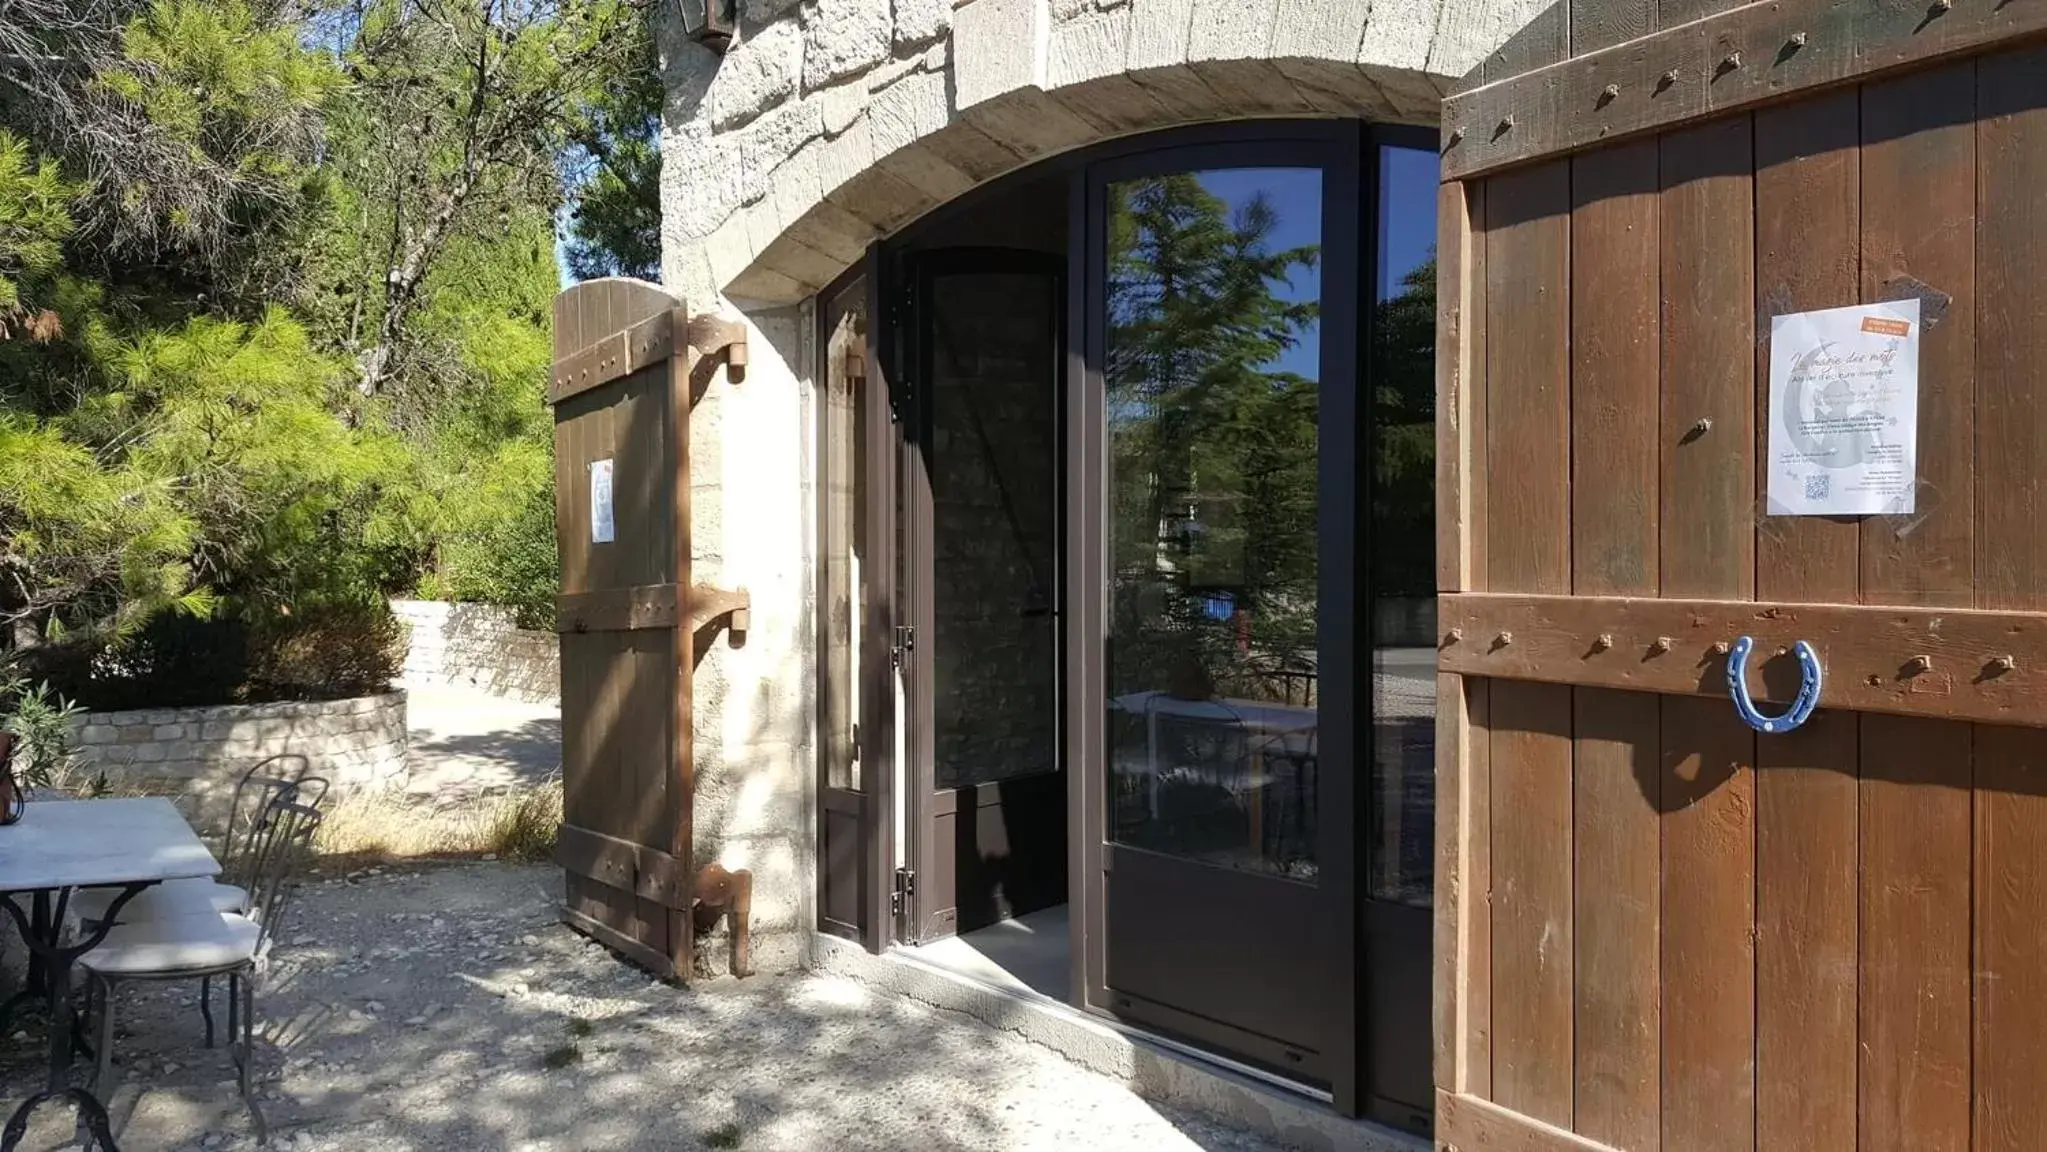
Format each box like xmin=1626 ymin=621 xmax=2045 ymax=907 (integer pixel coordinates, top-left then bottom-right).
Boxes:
xmin=1103 ymin=168 xmax=1323 ymax=881
xmin=929 ymin=271 xmax=1061 ymax=790
xmin=822 ymin=278 xmax=868 ymax=792
xmin=1367 ymin=145 xmax=1440 ymax=907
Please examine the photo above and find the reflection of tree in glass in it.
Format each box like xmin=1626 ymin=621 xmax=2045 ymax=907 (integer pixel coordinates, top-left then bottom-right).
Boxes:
xmin=1105 ymin=174 xmax=1321 ymax=702
xmin=1371 ymin=255 xmax=1436 ymax=598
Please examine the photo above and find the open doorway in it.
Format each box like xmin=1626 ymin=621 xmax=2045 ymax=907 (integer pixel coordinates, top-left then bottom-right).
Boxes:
xmin=893 ymin=173 xmax=1071 ymax=997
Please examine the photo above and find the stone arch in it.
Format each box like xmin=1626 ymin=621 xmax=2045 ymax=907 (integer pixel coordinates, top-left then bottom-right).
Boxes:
xmin=660 ymin=0 xmax=1544 ymax=305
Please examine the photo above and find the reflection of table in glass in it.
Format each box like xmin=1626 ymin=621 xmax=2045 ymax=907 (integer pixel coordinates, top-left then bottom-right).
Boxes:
xmin=1109 ymin=691 xmax=1318 ymax=870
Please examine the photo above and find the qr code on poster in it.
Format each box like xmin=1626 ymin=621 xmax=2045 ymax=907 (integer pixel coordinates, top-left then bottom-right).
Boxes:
xmin=1804 ymin=473 xmax=1831 ymax=502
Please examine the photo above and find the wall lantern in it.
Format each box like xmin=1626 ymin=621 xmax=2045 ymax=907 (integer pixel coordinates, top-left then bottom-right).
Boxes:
xmin=675 ymin=0 xmax=735 ymax=49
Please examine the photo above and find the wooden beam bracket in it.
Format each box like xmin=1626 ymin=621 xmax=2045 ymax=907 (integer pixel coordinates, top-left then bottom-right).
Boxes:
xmin=1439 ymin=592 xmax=2047 ymax=728
xmin=686 ymin=313 xmax=749 ymax=381
xmin=690 ymin=864 xmax=754 ymax=978
xmin=556 ymin=582 xmax=750 ymax=639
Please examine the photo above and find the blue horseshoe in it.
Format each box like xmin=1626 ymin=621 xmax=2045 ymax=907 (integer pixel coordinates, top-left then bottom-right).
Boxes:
xmin=1725 ymin=636 xmax=1823 ymax=734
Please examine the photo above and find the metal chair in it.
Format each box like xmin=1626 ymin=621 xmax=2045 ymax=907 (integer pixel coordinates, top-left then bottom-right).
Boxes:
xmin=79 ymin=789 xmax=322 ymax=1147
xmin=0 ymin=1088 xmax=119 ymax=1152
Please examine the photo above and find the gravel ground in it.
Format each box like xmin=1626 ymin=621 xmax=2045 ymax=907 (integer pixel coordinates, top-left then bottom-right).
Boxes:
xmin=0 ymin=864 xmax=1295 ymax=1152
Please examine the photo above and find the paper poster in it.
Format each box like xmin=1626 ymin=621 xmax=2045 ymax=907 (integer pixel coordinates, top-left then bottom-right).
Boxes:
xmin=589 ymin=458 xmax=615 ymax=543
xmin=1766 ymin=299 xmax=1920 ymax=517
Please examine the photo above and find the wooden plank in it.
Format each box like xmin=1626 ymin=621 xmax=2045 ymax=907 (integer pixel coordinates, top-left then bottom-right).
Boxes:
xmin=1484 ymin=161 xmax=1571 ymax=596
xmin=1565 ymin=131 xmax=1660 ymax=1152
xmin=1440 ymin=0 xmax=2047 ymax=180
xmin=1976 ymin=46 xmax=2047 ymax=616
xmin=1859 ymin=714 xmax=1972 ymax=1152
xmin=667 ymin=305 xmax=697 ymax=972
xmin=1433 ymin=673 xmax=1465 ymax=1093
xmin=549 ymin=311 xmax=676 ymax=404
xmin=1573 ymin=0 xmax=1654 ymax=57
xmin=1754 ymin=89 xmax=1861 ymax=604
xmin=1570 ymin=687 xmax=1660 ymax=1149
xmin=1466 ymin=677 xmax=1495 ymax=1098
xmin=562 ymin=904 xmax=679 ymax=978
xmin=1437 ymin=179 xmax=1486 ymax=593
xmin=1974 ymin=48 xmax=2047 ymax=1152
xmin=1752 ymin=87 xmax=1861 ymax=1152
xmin=1438 ymin=1090 xmax=1627 ymax=1152
xmin=1435 ymin=673 xmax=1493 ymax=1097
xmin=1438 ymin=592 xmax=2047 ymax=727
xmin=1660 ymin=113 xmax=1755 ymax=601
xmin=1972 ymin=724 xmax=2047 ymax=1152
xmin=1571 ymin=138 xmax=1660 ymax=599
xmin=555 ymin=822 xmax=690 ymax=909
xmin=1489 ymin=681 xmax=1574 ymax=1128
xmin=1659 ymin=694 xmax=1755 ymax=1152
xmin=1861 ymin=64 xmax=1976 ymax=606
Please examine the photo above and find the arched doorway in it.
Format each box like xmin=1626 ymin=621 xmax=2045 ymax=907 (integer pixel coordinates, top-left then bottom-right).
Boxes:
xmin=816 ymin=119 xmax=1439 ymax=1132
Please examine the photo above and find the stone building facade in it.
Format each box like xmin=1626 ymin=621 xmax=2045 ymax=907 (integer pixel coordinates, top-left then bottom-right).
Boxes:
xmin=659 ymin=0 xmax=1537 ymax=981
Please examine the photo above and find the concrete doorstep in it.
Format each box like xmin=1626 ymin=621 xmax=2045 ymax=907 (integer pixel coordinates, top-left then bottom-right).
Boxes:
xmin=809 ymin=934 xmax=1429 ymax=1152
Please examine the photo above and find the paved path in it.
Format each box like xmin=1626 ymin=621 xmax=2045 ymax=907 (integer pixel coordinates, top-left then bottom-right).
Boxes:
xmin=400 ymin=686 xmax=561 ymax=808
xmin=0 ymin=865 xmax=1298 ymax=1152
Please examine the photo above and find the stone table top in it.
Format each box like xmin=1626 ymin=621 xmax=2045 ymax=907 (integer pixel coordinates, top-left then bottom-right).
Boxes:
xmin=0 ymin=797 xmax=219 ymax=893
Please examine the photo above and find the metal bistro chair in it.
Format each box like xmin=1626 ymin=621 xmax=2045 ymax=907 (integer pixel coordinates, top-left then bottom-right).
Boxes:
xmin=73 ymin=759 xmax=328 ymax=1045
xmin=0 ymin=1088 xmax=119 ymax=1152
xmin=78 ymin=790 xmax=322 ymax=1146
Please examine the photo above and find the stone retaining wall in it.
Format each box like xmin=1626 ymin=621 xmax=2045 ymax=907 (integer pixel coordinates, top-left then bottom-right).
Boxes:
xmin=391 ymin=599 xmax=559 ymax=703
xmin=70 ymin=692 xmax=409 ymax=824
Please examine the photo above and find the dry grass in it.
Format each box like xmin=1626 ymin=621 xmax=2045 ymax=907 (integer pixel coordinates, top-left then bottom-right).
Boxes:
xmin=314 ymin=776 xmax=562 ymax=867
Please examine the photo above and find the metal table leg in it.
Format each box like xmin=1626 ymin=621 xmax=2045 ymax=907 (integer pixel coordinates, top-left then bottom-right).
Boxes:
xmin=0 ymin=885 xmax=149 ymax=1092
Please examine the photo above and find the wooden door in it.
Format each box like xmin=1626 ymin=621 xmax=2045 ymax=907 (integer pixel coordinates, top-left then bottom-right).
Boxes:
xmin=1433 ymin=6 xmax=2047 ymax=1150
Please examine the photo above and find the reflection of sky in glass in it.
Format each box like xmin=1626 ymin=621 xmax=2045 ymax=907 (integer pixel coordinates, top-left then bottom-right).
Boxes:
xmin=1192 ymin=169 xmax=1323 ymax=382
xmin=1378 ymin=147 xmax=1437 ymax=302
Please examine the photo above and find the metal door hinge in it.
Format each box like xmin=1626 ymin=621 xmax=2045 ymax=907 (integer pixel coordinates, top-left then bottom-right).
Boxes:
xmin=890 ymin=867 xmax=916 ymax=915
xmin=890 ymin=625 xmax=916 ymax=668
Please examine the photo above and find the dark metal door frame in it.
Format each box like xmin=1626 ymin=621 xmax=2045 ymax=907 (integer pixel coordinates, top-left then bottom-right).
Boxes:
xmin=897 ymin=246 xmax=1068 ymax=943
xmin=1071 ymin=123 xmax=1365 ymax=1100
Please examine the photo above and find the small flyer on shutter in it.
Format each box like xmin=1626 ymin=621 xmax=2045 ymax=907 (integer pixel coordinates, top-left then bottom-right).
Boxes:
xmin=590 ymin=458 xmax=615 ymax=543
xmin=1766 ymin=299 xmax=1920 ymax=517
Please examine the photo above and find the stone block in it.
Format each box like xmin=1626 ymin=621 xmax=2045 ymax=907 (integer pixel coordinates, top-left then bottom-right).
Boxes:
xmin=816 ymin=113 xmax=878 ymax=196
xmin=895 ymin=0 xmax=953 ymax=46
xmin=1357 ymin=0 xmax=1440 ymax=73
xmin=1426 ymin=0 xmax=1544 ymax=86
xmin=1188 ymin=56 xmax=1313 ymax=115
xmin=960 ymin=87 xmax=1098 ymax=158
xmin=151 ymin=724 xmax=185 ymax=741
xmin=802 ymin=0 xmax=893 ymax=89
xmin=916 ymin=120 xmax=1024 ymax=181
xmin=817 ymin=77 xmax=867 ymax=136
xmin=117 ymin=727 xmax=153 ymax=745
xmin=1271 ymin=0 xmax=1368 ymax=61
xmin=131 ymin=743 xmax=168 ymax=764
xmin=1274 ymin=57 xmax=1395 ymax=118
xmin=869 ymin=66 xmax=952 ymax=155
xmin=1124 ymin=0 xmax=1193 ymax=71
xmin=1048 ymin=7 xmax=1128 ymax=89
xmin=709 ymin=17 xmax=804 ymax=130
xmin=876 ymin=142 xmax=976 ymax=203
xmin=1124 ymin=61 xmax=1230 ymax=121
xmin=740 ymin=99 xmax=826 ymax=205
xmin=79 ymin=725 xmax=119 ymax=745
xmin=1187 ymin=0 xmax=1275 ymax=63
xmin=951 ymin=0 xmax=1044 ymax=110
xmin=144 ymin=710 xmax=178 ymax=726
xmin=783 ymin=197 xmax=879 ymax=265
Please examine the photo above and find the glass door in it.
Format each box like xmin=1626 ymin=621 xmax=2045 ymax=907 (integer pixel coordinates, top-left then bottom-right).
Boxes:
xmin=900 ymin=250 xmax=1068 ymax=942
xmin=1075 ymin=131 xmax=1362 ymax=1085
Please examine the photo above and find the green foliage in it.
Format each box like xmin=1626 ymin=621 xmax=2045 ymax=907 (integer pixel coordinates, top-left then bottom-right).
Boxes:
xmin=0 ymin=130 xmax=75 ymax=316
xmin=562 ymin=16 xmax=662 ymax=282
xmin=245 ymin=600 xmax=405 ymax=702
xmin=0 ymin=675 xmax=82 ymax=791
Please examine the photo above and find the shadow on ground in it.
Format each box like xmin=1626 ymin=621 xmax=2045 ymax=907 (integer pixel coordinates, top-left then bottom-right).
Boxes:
xmin=402 ymin=688 xmax=562 ymax=807
xmin=0 ymin=865 xmax=1295 ymax=1152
